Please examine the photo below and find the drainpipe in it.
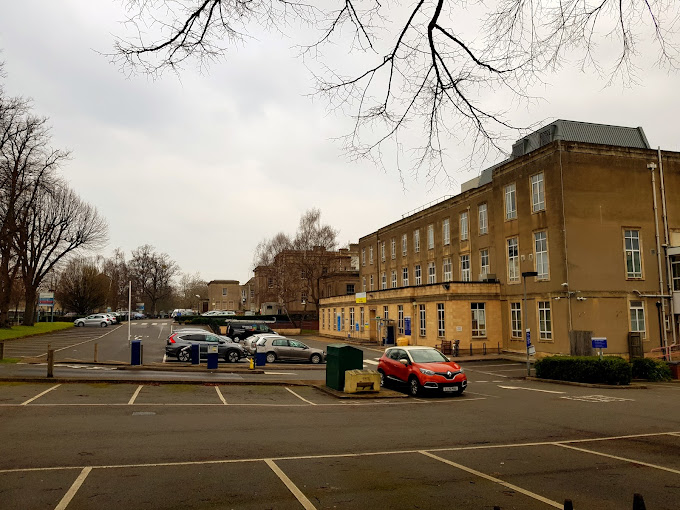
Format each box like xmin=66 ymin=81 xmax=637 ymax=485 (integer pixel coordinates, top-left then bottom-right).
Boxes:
xmin=559 ymin=149 xmax=573 ymax=332
xmin=658 ymin=148 xmax=677 ymax=349
xmin=649 ymin=162 xmax=668 ymax=354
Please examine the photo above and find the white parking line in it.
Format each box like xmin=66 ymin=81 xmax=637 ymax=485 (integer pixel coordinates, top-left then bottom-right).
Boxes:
xmin=285 ymin=387 xmax=317 ymax=405
xmin=265 ymin=459 xmax=317 ymax=510
xmin=215 ymin=386 xmax=227 ymax=405
xmin=128 ymin=385 xmax=143 ymax=405
xmin=555 ymin=443 xmax=680 ymax=475
xmin=363 ymin=359 xmax=379 ymax=365
xmin=21 ymin=384 xmax=61 ymax=405
xmin=464 ymin=363 xmax=524 ymax=368
xmin=498 ymin=385 xmax=566 ymax=394
xmin=54 ymin=467 xmax=92 ymax=510
xmin=419 ymin=451 xmax=562 ymax=508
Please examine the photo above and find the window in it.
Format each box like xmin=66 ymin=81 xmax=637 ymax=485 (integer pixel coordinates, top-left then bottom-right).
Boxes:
xmin=672 ymin=259 xmax=680 ymax=291
xmin=414 ymin=229 xmax=420 ymax=253
xmin=267 ymin=278 xmax=273 ymax=288
xmin=538 ymin=301 xmax=552 ymax=340
xmin=369 ymin=246 xmax=374 ymax=265
xmin=322 ymin=309 xmax=325 ymax=329
xmin=505 ymin=183 xmax=517 ymax=220
xmin=398 ymin=305 xmax=404 ymax=335
xmin=428 ymin=224 xmax=434 ymax=249
xmin=402 ymin=233 xmax=408 ymax=256
xmin=250 ymin=289 xmax=254 ymax=298
xmin=480 ymin=249 xmax=490 ymax=279
xmin=350 ymin=307 xmax=355 ymax=330
xmin=534 ymin=231 xmax=549 ymax=279
xmin=222 ymin=288 xmax=227 ymax=296
xmin=301 ymin=291 xmax=308 ymax=303
xmin=391 ymin=270 xmax=397 ymax=288
xmin=437 ymin=303 xmax=445 ymax=337
xmin=630 ymin=300 xmax=645 ymax=337
xmin=381 ymin=241 xmax=386 ymax=261
xmin=361 ymin=248 xmax=366 ymax=266
xmin=443 ymin=218 xmax=450 ymax=245
xmin=333 ymin=308 xmax=337 ymax=330
xmin=346 ymin=284 xmax=355 ymax=295
xmin=415 ymin=264 xmax=422 ymax=285
xmin=478 ymin=204 xmax=488 ymax=235
xmin=625 ymin=230 xmax=642 ymax=278
xmin=428 ymin=261 xmax=436 ymax=284
xmin=370 ymin=274 xmax=374 ymax=291
xmin=471 ymin=303 xmax=486 ymax=337
xmin=341 ymin=308 xmax=345 ymax=329
xmin=443 ymin=258 xmax=452 ymax=282
xmin=511 ymin=302 xmax=522 ymax=338
xmin=460 ymin=212 xmax=468 ymax=241
xmin=507 ymin=237 xmax=519 ymax=282
xmin=383 ymin=306 xmax=389 ymax=321
xmin=381 ymin=272 xmax=387 ymax=290
xmin=460 ymin=254 xmax=470 ymax=282
xmin=531 ymin=172 xmax=545 ymax=212
xmin=362 ymin=277 xmax=366 ymax=292
xmin=391 ymin=238 xmax=396 ymax=259
xmin=402 ymin=267 xmax=409 ymax=286
xmin=360 ymin=307 xmax=365 ymax=331
xmin=419 ymin=304 xmax=426 ymax=337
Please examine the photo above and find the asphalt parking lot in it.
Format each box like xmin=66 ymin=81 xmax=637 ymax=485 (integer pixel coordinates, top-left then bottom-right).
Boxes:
xmin=2 ymin=379 xmax=680 ymax=509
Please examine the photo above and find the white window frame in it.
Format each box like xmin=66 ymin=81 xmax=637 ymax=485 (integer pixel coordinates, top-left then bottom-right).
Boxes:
xmin=534 ymin=231 xmax=549 ymax=280
xmin=629 ymin=300 xmax=646 ymax=337
xmin=437 ymin=303 xmax=445 ymax=337
xmin=419 ymin=304 xmax=426 ymax=337
xmin=538 ymin=301 xmax=552 ymax=340
xmin=443 ymin=218 xmax=450 ymax=245
xmin=428 ymin=261 xmax=436 ymax=284
xmin=398 ymin=305 xmax=404 ymax=335
xmin=360 ymin=307 xmax=365 ymax=331
xmin=480 ymin=249 xmax=490 ymax=279
xmin=427 ymin=224 xmax=434 ymax=250
xmin=381 ymin=272 xmax=387 ymax=290
xmin=361 ymin=248 xmax=366 ymax=266
xmin=507 ymin=237 xmax=519 ymax=283
xmin=672 ymin=259 xmax=680 ymax=291
xmin=349 ymin=307 xmax=355 ymax=330
xmin=471 ymin=302 xmax=486 ymax=337
xmin=624 ymin=229 xmax=643 ymax=279
xmin=510 ymin=302 xmax=522 ymax=338
xmin=369 ymin=246 xmax=374 ymax=265
xmin=381 ymin=241 xmax=386 ymax=262
xmin=402 ymin=233 xmax=408 ymax=256
xmin=391 ymin=270 xmax=397 ymax=288
xmin=402 ymin=267 xmax=409 ymax=287
xmin=414 ymin=229 xmax=420 ymax=253
xmin=443 ymin=258 xmax=452 ymax=282
xmin=531 ymin=172 xmax=545 ymax=212
xmin=460 ymin=211 xmax=468 ymax=241
xmin=370 ymin=274 xmax=374 ymax=291
xmin=505 ymin=183 xmax=517 ymax=220
xmin=362 ymin=276 xmax=366 ymax=292
xmin=383 ymin=306 xmax=389 ymax=321
xmin=460 ymin=254 xmax=471 ymax=282
xmin=415 ymin=264 xmax=422 ymax=285
xmin=478 ymin=203 xmax=488 ymax=235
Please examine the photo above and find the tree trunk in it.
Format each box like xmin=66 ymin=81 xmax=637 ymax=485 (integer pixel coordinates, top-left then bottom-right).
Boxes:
xmin=0 ymin=256 xmax=15 ymax=329
xmin=22 ymin=286 xmax=38 ymax=326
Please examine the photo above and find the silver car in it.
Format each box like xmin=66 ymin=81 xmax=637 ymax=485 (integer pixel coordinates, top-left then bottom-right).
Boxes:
xmin=74 ymin=314 xmax=114 ymax=328
xmin=256 ymin=337 xmax=326 ymax=364
xmin=246 ymin=333 xmax=283 ymax=355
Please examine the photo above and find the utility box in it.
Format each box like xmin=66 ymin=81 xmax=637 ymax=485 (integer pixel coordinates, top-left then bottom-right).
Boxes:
xmin=130 ymin=340 xmax=141 ymax=366
xmin=344 ymin=370 xmax=380 ymax=393
xmin=326 ymin=344 xmax=363 ymax=391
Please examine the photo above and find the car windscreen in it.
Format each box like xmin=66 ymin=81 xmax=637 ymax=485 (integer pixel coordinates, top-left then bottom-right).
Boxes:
xmin=408 ymin=349 xmax=449 ymax=363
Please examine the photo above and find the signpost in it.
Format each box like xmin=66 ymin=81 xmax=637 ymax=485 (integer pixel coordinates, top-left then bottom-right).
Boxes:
xmin=404 ymin=317 xmax=411 ymax=336
xmin=592 ymin=337 xmax=607 ymax=359
xmin=39 ymin=292 xmax=55 ymax=322
xmin=522 ymin=271 xmax=538 ymax=376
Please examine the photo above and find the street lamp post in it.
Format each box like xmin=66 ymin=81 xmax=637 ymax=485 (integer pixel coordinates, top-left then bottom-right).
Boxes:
xmin=195 ymin=294 xmax=201 ymax=314
xmin=522 ymin=271 xmax=538 ymax=376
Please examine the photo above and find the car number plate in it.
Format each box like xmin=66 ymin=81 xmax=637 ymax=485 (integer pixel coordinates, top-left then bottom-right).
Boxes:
xmin=443 ymin=386 xmax=458 ymax=392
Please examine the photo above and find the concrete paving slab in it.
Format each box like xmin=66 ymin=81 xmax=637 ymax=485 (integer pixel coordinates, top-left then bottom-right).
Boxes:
xmin=0 ymin=469 xmax=82 ymax=510
xmin=0 ymin=382 xmax=59 ymax=405
xmin=67 ymin=462 xmax=302 ymax=510
xmin=134 ymin=384 xmax=223 ymax=405
xmin=276 ymin=452 xmax=551 ymax=509
xmin=219 ymin=385 xmax=310 ymax=405
xmin=31 ymin=383 xmax=139 ymax=405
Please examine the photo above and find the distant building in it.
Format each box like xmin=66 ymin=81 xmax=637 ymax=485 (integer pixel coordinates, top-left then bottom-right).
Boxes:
xmin=320 ymin=120 xmax=680 ymax=359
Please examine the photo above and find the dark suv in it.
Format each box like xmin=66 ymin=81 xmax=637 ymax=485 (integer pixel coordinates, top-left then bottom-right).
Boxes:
xmin=226 ymin=322 xmax=274 ymax=341
xmin=166 ymin=330 xmax=246 ymax=362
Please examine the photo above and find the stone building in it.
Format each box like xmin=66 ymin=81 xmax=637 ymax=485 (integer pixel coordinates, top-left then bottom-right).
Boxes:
xmin=320 ymin=120 xmax=680 ymax=358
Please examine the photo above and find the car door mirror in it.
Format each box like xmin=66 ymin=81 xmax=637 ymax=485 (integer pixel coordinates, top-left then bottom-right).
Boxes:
xmin=399 ymin=358 xmax=410 ymax=365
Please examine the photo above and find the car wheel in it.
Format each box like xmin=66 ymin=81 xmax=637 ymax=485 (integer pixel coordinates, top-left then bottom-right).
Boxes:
xmin=310 ymin=353 xmax=322 ymax=364
xmin=177 ymin=350 xmax=190 ymax=362
xmin=266 ymin=352 xmax=276 ymax=363
xmin=77 ymin=322 xmax=84 ymax=327
xmin=226 ymin=350 xmax=240 ymax=363
xmin=100 ymin=322 xmax=108 ymax=328
xmin=378 ymin=369 xmax=387 ymax=388
xmin=408 ymin=376 xmax=420 ymax=397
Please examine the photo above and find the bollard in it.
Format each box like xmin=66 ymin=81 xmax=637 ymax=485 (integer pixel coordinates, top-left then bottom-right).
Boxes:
xmin=498 ymin=342 xmax=501 ymax=354
xmin=633 ymin=493 xmax=646 ymax=510
xmin=249 ymin=357 xmax=255 ymax=370
xmin=141 ymin=344 xmax=144 ymax=365
xmin=469 ymin=344 xmax=473 ymax=356
xmin=564 ymin=499 xmax=574 ymax=510
xmin=47 ymin=349 xmax=54 ymax=378
xmin=94 ymin=343 xmax=98 ymax=363
xmin=0 ymin=341 xmax=4 ymax=361
xmin=483 ymin=343 xmax=487 ymax=355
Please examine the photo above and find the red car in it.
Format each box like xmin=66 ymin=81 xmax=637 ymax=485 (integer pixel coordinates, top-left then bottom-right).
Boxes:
xmin=378 ymin=346 xmax=467 ymax=396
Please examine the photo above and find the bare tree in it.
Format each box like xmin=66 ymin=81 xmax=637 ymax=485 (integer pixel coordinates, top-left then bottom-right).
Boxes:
xmin=17 ymin=182 xmax=108 ymax=325
xmin=176 ymin=272 xmax=208 ymax=309
xmin=102 ymin=248 xmax=129 ymax=312
xmin=55 ymin=257 xmax=109 ymax=315
xmin=113 ymin=0 xmax=679 ymax=180
xmin=128 ymin=244 xmax=178 ymax=316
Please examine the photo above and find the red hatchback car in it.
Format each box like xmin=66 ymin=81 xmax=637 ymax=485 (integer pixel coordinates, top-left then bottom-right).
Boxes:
xmin=378 ymin=346 xmax=467 ymax=396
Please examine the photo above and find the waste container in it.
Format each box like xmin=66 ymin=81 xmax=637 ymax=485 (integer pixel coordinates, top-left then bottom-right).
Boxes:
xmin=255 ymin=345 xmax=266 ymax=367
xmin=130 ymin=340 xmax=141 ymax=366
xmin=326 ymin=344 xmax=363 ymax=390
xmin=191 ymin=343 xmax=200 ymax=365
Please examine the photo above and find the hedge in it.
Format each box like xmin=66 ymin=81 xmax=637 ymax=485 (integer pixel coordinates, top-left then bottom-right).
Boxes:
xmin=632 ymin=358 xmax=672 ymax=382
xmin=534 ymin=356 xmax=632 ymax=385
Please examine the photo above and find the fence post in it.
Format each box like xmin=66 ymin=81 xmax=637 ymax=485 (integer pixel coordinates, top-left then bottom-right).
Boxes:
xmin=0 ymin=341 xmax=4 ymax=361
xmin=483 ymin=343 xmax=487 ymax=355
xmin=47 ymin=349 xmax=54 ymax=378
xmin=94 ymin=343 xmax=98 ymax=363
xmin=469 ymin=344 xmax=473 ymax=356
xmin=141 ymin=344 xmax=144 ymax=365
xmin=633 ymin=493 xmax=646 ymax=510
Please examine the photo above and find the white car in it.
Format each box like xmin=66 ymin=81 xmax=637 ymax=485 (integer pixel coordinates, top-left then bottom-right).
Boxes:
xmin=74 ymin=314 xmax=114 ymax=328
xmin=245 ymin=333 xmax=283 ymax=354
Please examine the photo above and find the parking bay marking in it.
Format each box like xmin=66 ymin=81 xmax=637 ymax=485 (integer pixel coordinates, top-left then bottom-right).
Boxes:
xmin=21 ymin=384 xmax=61 ymax=405
xmin=128 ymin=385 xmax=143 ymax=405
xmin=265 ymin=459 xmax=317 ymax=510
xmin=285 ymin=387 xmax=317 ymax=405
xmin=215 ymin=386 xmax=227 ymax=405
xmin=498 ymin=385 xmax=566 ymax=394
xmin=54 ymin=467 xmax=92 ymax=510
xmin=555 ymin=443 xmax=680 ymax=475
xmin=419 ymin=451 xmax=562 ymax=508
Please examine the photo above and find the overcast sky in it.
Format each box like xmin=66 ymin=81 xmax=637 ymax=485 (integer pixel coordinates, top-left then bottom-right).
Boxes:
xmin=1 ymin=1 xmax=678 ymax=285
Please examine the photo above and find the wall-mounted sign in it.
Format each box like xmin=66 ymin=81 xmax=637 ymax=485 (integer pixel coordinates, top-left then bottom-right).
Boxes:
xmin=355 ymin=292 xmax=367 ymax=304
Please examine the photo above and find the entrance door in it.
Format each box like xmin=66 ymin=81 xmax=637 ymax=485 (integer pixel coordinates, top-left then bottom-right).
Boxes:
xmin=369 ymin=309 xmax=377 ymax=342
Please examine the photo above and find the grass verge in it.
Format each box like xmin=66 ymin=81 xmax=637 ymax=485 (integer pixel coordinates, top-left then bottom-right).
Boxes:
xmin=0 ymin=322 xmax=73 ymax=341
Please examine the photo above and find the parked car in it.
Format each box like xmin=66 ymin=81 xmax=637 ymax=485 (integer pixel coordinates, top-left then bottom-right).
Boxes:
xmin=255 ymin=337 xmax=325 ymax=364
xmin=74 ymin=314 xmax=114 ymax=328
xmin=104 ymin=313 xmax=118 ymax=324
xmin=165 ymin=330 xmax=246 ymax=363
xmin=226 ymin=322 xmax=274 ymax=341
xmin=133 ymin=312 xmax=146 ymax=320
xmin=378 ymin=346 xmax=467 ymax=397
xmin=245 ymin=333 xmax=283 ymax=355
xmin=201 ymin=310 xmax=237 ymax=317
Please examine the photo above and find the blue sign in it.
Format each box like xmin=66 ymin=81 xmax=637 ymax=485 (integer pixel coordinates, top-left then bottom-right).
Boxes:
xmin=337 ymin=315 xmax=341 ymax=331
xmin=355 ymin=323 xmax=359 ymax=332
xmin=526 ymin=330 xmax=531 ymax=346
xmin=404 ymin=317 xmax=412 ymax=336
xmin=592 ymin=337 xmax=608 ymax=349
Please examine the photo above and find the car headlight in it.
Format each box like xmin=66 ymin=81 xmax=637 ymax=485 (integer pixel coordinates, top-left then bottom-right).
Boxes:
xmin=419 ymin=368 xmax=435 ymax=375
xmin=458 ymin=367 xmax=464 ymax=373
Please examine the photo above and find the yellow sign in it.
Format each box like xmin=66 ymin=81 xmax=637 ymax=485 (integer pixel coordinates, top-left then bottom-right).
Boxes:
xmin=355 ymin=292 xmax=367 ymax=303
